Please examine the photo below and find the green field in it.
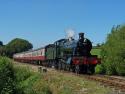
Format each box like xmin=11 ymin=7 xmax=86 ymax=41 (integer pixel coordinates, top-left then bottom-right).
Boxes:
xmin=91 ymin=48 xmax=101 ymax=57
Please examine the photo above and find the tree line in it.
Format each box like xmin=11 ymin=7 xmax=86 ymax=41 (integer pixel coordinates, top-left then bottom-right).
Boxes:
xmin=0 ymin=38 xmax=33 ymax=58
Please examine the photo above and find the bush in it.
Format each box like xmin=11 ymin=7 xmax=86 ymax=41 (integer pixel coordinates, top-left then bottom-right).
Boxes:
xmin=0 ymin=57 xmax=15 ymax=94
xmin=13 ymin=66 xmax=52 ymax=94
xmin=101 ymin=25 xmax=125 ymax=75
xmin=13 ymin=66 xmax=33 ymax=94
xmin=95 ymin=64 xmax=105 ymax=74
xmin=14 ymin=66 xmax=42 ymax=94
xmin=0 ymin=57 xmax=51 ymax=94
xmin=14 ymin=66 xmax=32 ymax=82
xmin=105 ymin=63 xmax=116 ymax=75
xmin=116 ymin=63 xmax=125 ymax=76
xmin=21 ymin=74 xmax=41 ymax=94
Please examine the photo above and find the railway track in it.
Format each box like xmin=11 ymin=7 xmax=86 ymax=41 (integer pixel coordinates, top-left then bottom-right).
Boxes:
xmin=53 ymin=69 xmax=125 ymax=93
xmin=83 ymin=75 xmax=125 ymax=93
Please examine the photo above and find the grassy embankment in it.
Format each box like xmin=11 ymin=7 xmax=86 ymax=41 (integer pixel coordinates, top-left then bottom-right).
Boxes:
xmin=0 ymin=56 xmax=114 ymax=94
xmin=0 ymin=56 xmax=52 ymax=94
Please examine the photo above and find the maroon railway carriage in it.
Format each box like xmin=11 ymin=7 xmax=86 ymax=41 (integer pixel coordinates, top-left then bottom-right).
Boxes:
xmin=13 ymin=47 xmax=46 ymax=64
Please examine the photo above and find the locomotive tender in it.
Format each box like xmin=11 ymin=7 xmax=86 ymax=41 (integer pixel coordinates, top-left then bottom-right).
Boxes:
xmin=13 ymin=33 xmax=100 ymax=74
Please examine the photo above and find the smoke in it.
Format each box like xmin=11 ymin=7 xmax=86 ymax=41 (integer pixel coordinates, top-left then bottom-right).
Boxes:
xmin=65 ymin=28 xmax=75 ymax=39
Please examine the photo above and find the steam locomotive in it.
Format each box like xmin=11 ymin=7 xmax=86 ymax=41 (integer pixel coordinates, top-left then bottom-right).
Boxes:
xmin=13 ymin=33 xmax=100 ymax=74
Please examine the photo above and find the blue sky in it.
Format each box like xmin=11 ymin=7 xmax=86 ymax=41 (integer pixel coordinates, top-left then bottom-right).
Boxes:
xmin=0 ymin=0 xmax=125 ymax=48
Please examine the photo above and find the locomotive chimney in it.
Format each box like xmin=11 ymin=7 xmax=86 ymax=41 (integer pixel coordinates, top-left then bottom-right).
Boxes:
xmin=79 ymin=33 xmax=84 ymax=39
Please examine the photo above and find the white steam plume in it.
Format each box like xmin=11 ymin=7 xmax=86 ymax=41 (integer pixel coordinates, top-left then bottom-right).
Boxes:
xmin=65 ymin=28 xmax=75 ymax=40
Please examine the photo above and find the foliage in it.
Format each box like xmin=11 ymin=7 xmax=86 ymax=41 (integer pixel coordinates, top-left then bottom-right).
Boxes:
xmin=6 ymin=38 xmax=33 ymax=57
xmin=96 ymin=43 xmax=101 ymax=47
xmin=0 ymin=57 xmax=16 ymax=94
xmin=0 ymin=47 xmax=4 ymax=56
xmin=91 ymin=48 xmax=101 ymax=57
xmin=95 ymin=64 xmax=105 ymax=74
xmin=13 ymin=66 xmax=52 ymax=94
xmin=14 ymin=66 xmax=32 ymax=82
xmin=0 ymin=38 xmax=33 ymax=58
xmin=0 ymin=56 xmax=113 ymax=94
xmin=0 ymin=41 xmax=3 ymax=46
xmin=101 ymin=25 xmax=125 ymax=75
xmin=0 ymin=57 xmax=52 ymax=94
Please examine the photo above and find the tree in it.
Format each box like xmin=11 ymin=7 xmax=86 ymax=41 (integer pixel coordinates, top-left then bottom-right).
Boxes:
xmin=0 ymin=47 xmax=6 ymax=56
xmin=96 ymin=43 xmax=101 ymax=47
xmin=0 ymin=41 xmax=3 ymax=46
xmin=101 ymin=25 xmax=125 ymax=75
xmin=0 ymin=41 xmax=5 ymax=56
xmin=5 ymin=38 xmax=33 ymax=58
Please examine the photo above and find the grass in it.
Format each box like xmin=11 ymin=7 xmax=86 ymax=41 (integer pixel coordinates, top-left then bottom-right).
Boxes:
xmin=91 ymin=48 xmax=101 ymax=57
xmin=37 ymin=70 xmax=112 ymax=94
xmin=0 ymin=58 xmax=51 ymax=94
xmin=1 ymin=55 xmax=113 ymax=94
xmin=13 ymin=66 xmax=52 ymax=94
xmin=13 ymin=61 xmax=113 ymax=94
